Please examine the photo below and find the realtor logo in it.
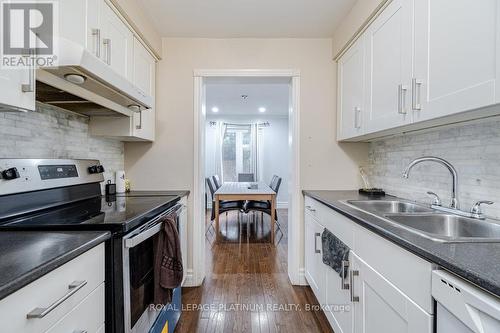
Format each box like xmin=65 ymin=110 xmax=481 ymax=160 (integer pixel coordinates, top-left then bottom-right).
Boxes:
xmin=1 ymin=0 xmax=58 ymax=68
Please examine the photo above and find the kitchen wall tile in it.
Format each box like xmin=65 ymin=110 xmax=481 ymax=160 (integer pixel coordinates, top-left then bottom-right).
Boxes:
xmin=367 ymin=117 xmax=500 ymax=219
xmin=0 ymin=104 xmax=124 ymax=192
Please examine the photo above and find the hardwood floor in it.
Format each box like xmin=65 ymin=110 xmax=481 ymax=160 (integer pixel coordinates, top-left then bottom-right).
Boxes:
xmin=175 ymin=210 xmax=332 ymax=333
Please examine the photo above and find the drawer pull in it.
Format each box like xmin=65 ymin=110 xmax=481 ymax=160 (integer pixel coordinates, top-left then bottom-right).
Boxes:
xmin=314 ymin=232 xmax=321 ymax=254
xmin=27 ymin=280 xmax=87 ymax=319
xmin=350 ymin=270 xmax=359 ymax=302
xmin=341 ymin=260 xmax=350 ymax=290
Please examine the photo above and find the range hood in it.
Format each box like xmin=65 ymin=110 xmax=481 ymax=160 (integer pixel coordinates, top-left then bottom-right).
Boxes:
xmin=36 ymin=40 xmax=153 ymax=117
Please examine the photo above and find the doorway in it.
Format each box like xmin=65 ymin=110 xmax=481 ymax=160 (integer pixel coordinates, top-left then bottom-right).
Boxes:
xmin=192 ymin=70 xmax=302 ymax=287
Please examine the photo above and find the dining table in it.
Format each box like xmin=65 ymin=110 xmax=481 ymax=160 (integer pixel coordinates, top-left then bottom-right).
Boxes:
xmin=214 ymin=181 xmax=277 ymax=244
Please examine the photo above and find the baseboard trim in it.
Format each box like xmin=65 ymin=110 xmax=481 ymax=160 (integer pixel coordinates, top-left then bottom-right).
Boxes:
xmin=297 ymin=267 xmax=308 ymax=286
xmin=182 ymin=269 xmax=195 ymax=287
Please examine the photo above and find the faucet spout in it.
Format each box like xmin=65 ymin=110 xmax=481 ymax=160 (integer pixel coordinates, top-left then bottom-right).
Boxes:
xmin=402 ymin=156 xmax=459 ymax=209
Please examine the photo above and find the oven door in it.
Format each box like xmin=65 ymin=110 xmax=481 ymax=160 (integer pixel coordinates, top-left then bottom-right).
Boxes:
xmin=122 ymin=203 xmax=183 ymax=333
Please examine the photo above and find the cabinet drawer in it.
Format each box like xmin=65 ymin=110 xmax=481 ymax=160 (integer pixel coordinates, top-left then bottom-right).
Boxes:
xmin=304 ymin=196 xmax=320 ymax=219
xmin=353 ymin=224 xmax=434 ymax=313
xmin=305 ymin=196 xmax=354 ymax=248
xmin=45 ymin=282 xmax=105 ymax=333
xmin=0 ymin=244 xmax=105 ymax=333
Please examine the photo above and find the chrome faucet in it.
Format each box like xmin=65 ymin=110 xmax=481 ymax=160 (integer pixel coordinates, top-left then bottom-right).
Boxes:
xmin=402 ymin=156 xmax=459 ymax=209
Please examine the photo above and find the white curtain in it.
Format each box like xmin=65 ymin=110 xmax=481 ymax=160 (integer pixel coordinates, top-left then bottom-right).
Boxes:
xmin=214 ymin=122 xmax=227 ymax=182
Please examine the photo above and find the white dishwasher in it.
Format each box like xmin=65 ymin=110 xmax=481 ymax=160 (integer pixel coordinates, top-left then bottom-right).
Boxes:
xmin=432 ymin=270 xmax=500 ymax=333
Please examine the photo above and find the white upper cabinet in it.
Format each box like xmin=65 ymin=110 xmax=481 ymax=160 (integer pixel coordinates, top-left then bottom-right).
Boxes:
xmin=337 ymin=0 xmax=500 ymax=141
xmin=337 ymin=37 xmax=365 ymax=140
xmin=412 ymin=0 xmax=500 ymax=122
xmin=131 ymin=38 xmax=156 ymax=141
xmin=363 ymin=0 xmax=413 ymax=133
xmin=0 ymin=67 xmax=35 ymax=111
xmin=351 ymin=252 xmax=433 ymax=333
xmin=99 ymin=1 xmax=134 ymax=80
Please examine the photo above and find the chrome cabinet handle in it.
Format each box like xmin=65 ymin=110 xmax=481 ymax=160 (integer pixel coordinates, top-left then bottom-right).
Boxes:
xmin=73 ymin=331 xmax=88 ymax=333
xmin=135 ymin=110 xmax=142 ymax=130
xmin=350 ymin=270 xmax=359 ymax=302
xmin=92 ymin=28 xmax=101 ymax=58
xmin=27 ymin=280 xmax=87 ymax=319
xmin=314 ymin=232 xmax=321 ymax=254
xmin=341 ymin=260 xmax=350 ymax=290
xmin=22 ymin=49 xmax=35 ymax=93
xmin=412 ymin=78 xmax=422 ymax=111
xmin=103 ymin=38 xmax=111 ymax=65
xmin=398 ymin=84 xmax=408 ymax=115
xmin=354 ymin=107 xmax=361 ymax=129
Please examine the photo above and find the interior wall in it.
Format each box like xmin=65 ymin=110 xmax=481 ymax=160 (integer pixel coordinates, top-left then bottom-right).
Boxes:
xmin=112 ymin=0 xmax=162 ymax=56
xmin=205 ymin=115 xmax=289 ymax=206
xmin=124 ymin=38 xmax=369 ymax=277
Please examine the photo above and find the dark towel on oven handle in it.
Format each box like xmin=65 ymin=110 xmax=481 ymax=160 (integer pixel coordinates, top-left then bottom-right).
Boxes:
xmin=321 ymin=228 xmax=350 ymax=278
xmin=153 ymin=214 xmax=183 ymax=305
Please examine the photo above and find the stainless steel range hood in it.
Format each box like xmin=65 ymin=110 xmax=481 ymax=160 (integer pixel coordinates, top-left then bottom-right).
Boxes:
xmin=36 ymin=41 xmax=153 ymax=117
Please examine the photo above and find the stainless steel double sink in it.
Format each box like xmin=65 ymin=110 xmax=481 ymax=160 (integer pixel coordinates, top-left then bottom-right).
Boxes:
xmin=345 ymin=200 xmax=500 ymax=243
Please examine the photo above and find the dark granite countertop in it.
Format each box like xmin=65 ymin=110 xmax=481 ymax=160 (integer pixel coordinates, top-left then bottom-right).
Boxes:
xmin=0 ymin=231 xmax=110 ymax=300
xmin=303 ymin=190 xmax=500 ymax=298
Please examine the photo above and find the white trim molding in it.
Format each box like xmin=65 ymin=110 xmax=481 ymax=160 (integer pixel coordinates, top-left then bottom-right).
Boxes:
xmin=192 ymin=69 xmax=302 ymax=287
xmin=194 ymin=69 xmax=300 ymax=78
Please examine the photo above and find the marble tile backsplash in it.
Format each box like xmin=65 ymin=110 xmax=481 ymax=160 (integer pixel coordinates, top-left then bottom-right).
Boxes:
xmin=0 ymin=103 xmax=124 ymax=192
xmin=366 ymin=117 xmax=500 ymax=220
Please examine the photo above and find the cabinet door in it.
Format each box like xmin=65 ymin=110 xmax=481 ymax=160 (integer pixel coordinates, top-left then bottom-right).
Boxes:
xmin=86 ymin=0 xmax=101 ymax=58
xmin=100 ymin=1 xmax=133 ymax=80
xmin=0 ymin=68 xmax=35 ymax=111
xmin=325 ymin=256 xmax=353 ymax=333
xmin=132 ymin=38 xmax=156 ymax=141
xmin=337 ymin=37 xmax=365 ymax=140
xmin=413 ymin=0 xmax=500 ymax=122
xmin=351 ymin=252 xmax=432 ymax=333
xmin=304 ymin=212 xmax=326 ymax=304
xmin=364 ymin=0 xmax=412 ymax=134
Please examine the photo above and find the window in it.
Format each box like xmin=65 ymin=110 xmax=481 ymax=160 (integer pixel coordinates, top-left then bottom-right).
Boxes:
xmin=222 ymin=124 xmax=253 ymax=182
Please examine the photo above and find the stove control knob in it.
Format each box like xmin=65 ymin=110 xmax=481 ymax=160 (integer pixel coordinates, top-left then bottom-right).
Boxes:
xmin=1 ymin=167 xmax=20 ymax=180
xmin=88 ymin=165 xmax=105 ymax=174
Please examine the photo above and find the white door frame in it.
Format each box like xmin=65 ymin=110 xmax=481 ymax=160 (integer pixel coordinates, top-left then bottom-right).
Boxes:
xmin=191 ymin=69 xmax=305 ymax=287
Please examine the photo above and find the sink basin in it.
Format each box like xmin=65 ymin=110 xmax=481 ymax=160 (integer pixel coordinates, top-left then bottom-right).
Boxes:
xmin=347 ymin=200 xmax=433 ymax=214
xmin=385 ymin=214 xmax=500 ymax=242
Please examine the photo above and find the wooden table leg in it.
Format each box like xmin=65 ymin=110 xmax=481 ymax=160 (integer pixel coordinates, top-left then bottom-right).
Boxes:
xmin=270 ymin=194 xmax=276 ymax=245
xmin=215 ymin=195 xmax=220 ymax=243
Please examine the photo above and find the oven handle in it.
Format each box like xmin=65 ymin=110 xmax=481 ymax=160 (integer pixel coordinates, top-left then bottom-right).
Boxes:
xmin=124 ymin=204 xmax=184 ymax=248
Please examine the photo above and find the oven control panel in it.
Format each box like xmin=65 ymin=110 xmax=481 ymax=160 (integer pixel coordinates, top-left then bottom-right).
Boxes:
xmin=38 ymin=164 xmax=79 ymax=180
xmin=0 ymin=159 xmax=104 ymax=195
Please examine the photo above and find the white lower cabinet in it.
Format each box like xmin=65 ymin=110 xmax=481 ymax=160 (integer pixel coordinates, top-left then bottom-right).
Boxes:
xmin=0 ymin=244 xmax=105 ymax=333
xmin=304 ymin=211 xmax=326 ymax=304
xmin=304 ymin=196 xmax=433 ymax=333
xmin=325 ymin=256 xmax=353 ymax=333
xmin=351 ymin=252 xmax=433 ymax=333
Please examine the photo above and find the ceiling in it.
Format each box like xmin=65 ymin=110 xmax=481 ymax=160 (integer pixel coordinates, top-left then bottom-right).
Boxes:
xmin=142 ymin=0 xmax=356 ymax=37
xmin=206 ymin=77 xmax=290 ymax=116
